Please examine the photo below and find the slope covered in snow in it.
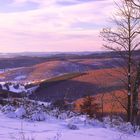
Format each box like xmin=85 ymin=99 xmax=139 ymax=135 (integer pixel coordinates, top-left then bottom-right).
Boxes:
xmin=0 ymin=82 xmax=38 ymax=94
xmin=0 ymin=111 xmax=139 ymax=140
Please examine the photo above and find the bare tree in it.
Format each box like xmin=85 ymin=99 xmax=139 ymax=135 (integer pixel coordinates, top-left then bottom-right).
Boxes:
xmin=129 ymin=0 xmax=140 ymax=8
xmin=100 ymin=0 xmax=140 ymax=122
xmin=129 ymin=0 xmax=140 ymax=128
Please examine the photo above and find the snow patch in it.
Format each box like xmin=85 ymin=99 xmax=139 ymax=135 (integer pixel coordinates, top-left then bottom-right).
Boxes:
xmin=14 ymin=75 xmax=26 ymax=80
xmin=0 ymin=82 xmax=38 ymax=94
xmin=15 ymin=106 xmax=26 ymax=118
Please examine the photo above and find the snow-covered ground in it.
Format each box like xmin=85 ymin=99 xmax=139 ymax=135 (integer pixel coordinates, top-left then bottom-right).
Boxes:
xmin=0 ymin=98 xmax=139 ymax=140
xmin=0 ymin=82 xmax=38 ymax=94
xmin=0 ymin=112 xmax=140 ymax=140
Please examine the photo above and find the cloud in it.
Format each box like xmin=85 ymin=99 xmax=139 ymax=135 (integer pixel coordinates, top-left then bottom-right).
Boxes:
xmin=0 ymin=0 xmax=114 ymax=52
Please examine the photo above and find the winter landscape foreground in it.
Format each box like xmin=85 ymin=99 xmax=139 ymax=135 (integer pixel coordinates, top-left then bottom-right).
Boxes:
xmin=0 ymin=102 xmax=140 ymax=140
xmin=0 ymin=113 xmax=140 ymax=140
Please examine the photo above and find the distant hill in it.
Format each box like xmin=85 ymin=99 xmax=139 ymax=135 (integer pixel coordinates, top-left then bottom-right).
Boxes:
xmin=0 ymin=51 xmax=124 ymax=69
xmin=0 ymin=50 xmax=139 ymax=69
xmin=29 ymin=68 xmax=124 ymax=102
xmin=0 ymin=57 xmax=123 ymax=82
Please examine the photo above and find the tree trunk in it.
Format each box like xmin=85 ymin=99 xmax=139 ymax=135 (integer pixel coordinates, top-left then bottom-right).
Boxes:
xmin=127 ymin=14 xmax=132 ymax=122
xmin=132 ymin=62 xmax=140 ymax=126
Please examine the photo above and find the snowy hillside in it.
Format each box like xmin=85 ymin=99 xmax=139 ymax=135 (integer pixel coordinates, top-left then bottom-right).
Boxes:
xmin=0 ymin=99 xmax=140 ymax=140
xmin=0 ymin=112 xmax=140 ymax=140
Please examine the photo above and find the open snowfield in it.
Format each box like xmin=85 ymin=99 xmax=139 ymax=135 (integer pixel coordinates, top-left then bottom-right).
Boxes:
xmin=0 ymin=112 xmax=140 ymax=140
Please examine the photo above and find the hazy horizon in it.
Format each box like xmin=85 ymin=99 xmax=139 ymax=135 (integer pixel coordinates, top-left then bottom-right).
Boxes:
xmin=0 ymin=50 xmax=107 ymax=55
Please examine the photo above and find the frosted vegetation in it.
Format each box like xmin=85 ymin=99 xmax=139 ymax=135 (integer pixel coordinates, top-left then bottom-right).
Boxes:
xmin=0 ymin=98 xmax=140 ymax=140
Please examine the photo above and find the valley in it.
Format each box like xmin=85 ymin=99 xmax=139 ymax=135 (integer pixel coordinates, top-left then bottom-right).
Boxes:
xmin=0 ymin=51 xmax=139 ymax=116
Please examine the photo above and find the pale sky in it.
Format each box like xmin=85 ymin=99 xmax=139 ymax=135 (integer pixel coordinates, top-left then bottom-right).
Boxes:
xmin=0 ymin=0 xmax=115 ymax=52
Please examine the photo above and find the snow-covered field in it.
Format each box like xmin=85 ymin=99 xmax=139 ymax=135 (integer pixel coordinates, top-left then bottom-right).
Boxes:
xmin=0 ymin=97 xmax=139 ymax=140
xmin=0 ymin=112 xmax=140 ymax=140
xmin=0 ymin=112 xmax=139 ymax=140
